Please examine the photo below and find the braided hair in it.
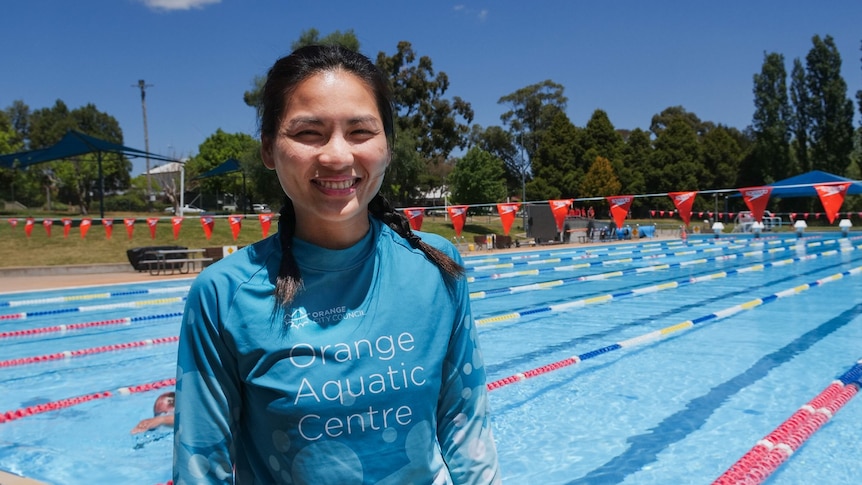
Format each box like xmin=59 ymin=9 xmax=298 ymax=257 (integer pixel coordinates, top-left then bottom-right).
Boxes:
xmin=261 ymin=45 xmax=463 ymax=305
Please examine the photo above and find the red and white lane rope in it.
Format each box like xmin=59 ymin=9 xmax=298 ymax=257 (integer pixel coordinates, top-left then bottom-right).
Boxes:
xmin=0 ymin=336 xmax=178 ymax=368
xmin=0 ymin=378 xmax=176 ymax=424
xmin=712 ymin=359 xmax=862 ymax=484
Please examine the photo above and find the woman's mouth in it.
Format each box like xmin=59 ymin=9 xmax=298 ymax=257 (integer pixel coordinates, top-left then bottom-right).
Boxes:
xmin=313 ymin=178 xmax=359 ymax=190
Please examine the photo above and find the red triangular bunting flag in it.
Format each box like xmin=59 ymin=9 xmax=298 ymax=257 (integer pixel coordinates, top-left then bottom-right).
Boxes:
xmin=739 ymin=187 xmax=772 ymax=222
xmin=79 ymin=218 xmax=92 ymax=238
xmin=446 ymin=205 xmax=468 ymax=238
xmin=102 ymin=218 xmax=113 ymax=239
xmin=24 ymin=217 xmax=34 ymax=237
xmin=259 ymin=213 xmax=273 ymax=238
xmin=171 ymin=216 xmax=183 ymax=240
xmin=124 ymin=218 xmax=136 ymax=239
xmin=42 ymin=219 xmax=53 ymax=237
xmin=548 ymin=199 xmax=573 ymax=232
xmin=403 ymin=207 xmax=426 ymax=231
xmin=606 ymin=195 xmax=634 ymax=229
xmin=229 ymin=215 xmax=243 ymax=241
xmin=813 ymin=183 xmax=850 ymax=224
xmin=201 ymin=216 xmax=215 ymax=240
xmin=147 ymin=218 xmax=159 ymax=239
xmin=62 ymin=218 xmax=72 ymax=238
xmin=496 ymin=203 xmax=520 ymax=236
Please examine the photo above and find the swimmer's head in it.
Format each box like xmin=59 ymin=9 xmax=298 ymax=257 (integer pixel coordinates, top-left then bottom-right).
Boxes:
xmin=153 ymin=392 xmax=175 ymax=416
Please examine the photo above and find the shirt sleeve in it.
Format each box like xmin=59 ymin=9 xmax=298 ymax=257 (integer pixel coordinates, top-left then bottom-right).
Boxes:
xmin=436 ymin=271 xmax=502 ymax=484
xmin=174 ymin=273 xmax=241 ymax=484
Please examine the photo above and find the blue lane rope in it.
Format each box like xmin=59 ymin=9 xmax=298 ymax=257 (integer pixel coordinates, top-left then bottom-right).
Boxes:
xmin=0 ymin=285 xmax=191 ymax=308
xmin=0 ymin=297 xmax=187 ymax=320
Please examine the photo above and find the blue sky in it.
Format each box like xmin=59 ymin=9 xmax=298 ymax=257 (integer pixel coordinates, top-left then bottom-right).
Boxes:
xmin=3 ymin=0 xmax=861 ymax=176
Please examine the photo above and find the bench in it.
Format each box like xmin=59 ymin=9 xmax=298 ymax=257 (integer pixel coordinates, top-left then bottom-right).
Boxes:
xmin=567 ymin=227 xmax=590 ymax=243
xmin=141 ymin=248 xmax=213 ymax=275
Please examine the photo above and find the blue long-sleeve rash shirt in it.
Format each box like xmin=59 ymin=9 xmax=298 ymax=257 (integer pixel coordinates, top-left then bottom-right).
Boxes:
xmin=174 ymin=218 xmax=500 ymax=484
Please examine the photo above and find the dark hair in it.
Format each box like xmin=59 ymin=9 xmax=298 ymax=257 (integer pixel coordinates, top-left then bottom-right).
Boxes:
xmin=260 ymin=45 xmax=463 ymax=306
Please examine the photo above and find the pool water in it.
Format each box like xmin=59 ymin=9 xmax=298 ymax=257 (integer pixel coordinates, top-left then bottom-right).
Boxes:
xmin=1 ymin=234 xmax=861 ymax=484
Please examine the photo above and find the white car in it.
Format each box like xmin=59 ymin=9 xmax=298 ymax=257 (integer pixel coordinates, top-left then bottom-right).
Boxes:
xmin=253 ymin=203 xmax=272 ymax=213
xmin=164 ymin=204 xmax=205 ymax=214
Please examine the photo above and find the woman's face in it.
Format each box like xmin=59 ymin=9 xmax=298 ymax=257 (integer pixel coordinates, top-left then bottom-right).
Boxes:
xmin=262 ymin=69 xmax=390 ymax=247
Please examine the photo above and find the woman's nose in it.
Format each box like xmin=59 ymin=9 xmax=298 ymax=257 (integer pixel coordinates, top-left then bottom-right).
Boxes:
xmin=318 ymin=135 xmax=353 ymax=166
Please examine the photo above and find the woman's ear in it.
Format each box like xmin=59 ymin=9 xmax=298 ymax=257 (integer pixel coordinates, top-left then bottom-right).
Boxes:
xmin=261 ymin=136 xmax=276 ymax=170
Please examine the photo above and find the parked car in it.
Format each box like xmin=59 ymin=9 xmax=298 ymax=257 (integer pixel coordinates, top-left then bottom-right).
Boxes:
xmin=253 ymin=203 xmax=272 ymax=213
xmin=164 ymin=204 xmax=205 ymax=214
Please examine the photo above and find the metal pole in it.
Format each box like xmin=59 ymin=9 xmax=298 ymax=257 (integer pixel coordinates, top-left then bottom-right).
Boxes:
xmin=135 ymin=80 xmax=154 ymax=211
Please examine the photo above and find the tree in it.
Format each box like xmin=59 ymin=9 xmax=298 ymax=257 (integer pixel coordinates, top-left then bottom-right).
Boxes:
xmin=25 ymin=101 xmax=130 ymax=214
xmin=447 ymin=147 xmax=507 ymax=208
xmin=376 ymin=41 xmax=474 ymax=162
xmin=532 ymin=108 xmax=581 ymax=198
xmin=805 ymin=35 xmax=855 ymax=176
xmin=649 ymin=118 xmax=707 ymax=203
xmin=185 ymin=129 xmax=258 ymax=210
xmin=380 ymin=126 xmax=426 ymax=205
xmin=578 ymin=156 xmax=621 ymax=199
xmin=498 ymin=80 xmax=567 ymax=162
xmin=620 ymin=128 xmax=650 ymax=213
xmin=650 ymin=106 xmax=705 ymax=137
xmin=468 ymin=124 xmax=522 ymax=196
xmin=242 ymin=29 xmax=360 ymax=110
xmin=749 ymin=52 xmax=793 ymax=185
xmin=790 ymin=58 xmax=811 ymax=173
xmin=581 ymin=109 xmax=625 ymax=193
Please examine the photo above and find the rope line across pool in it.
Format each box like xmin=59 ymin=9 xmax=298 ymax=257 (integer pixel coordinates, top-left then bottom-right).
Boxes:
xmin=712 ymin=358 xmax=862 ymax=485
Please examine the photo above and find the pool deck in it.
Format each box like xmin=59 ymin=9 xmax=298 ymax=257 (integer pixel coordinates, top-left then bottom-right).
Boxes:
xmin=0 ymin=470 xmax=49 ymax=484
xmin=0 ymin=264 xmax=196 ymax=293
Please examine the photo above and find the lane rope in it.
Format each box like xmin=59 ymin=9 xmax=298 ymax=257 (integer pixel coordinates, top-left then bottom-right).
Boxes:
xmin=0 ymin=312 xmax=183 ymax=339
xmin=712 ymin=359 xmax=862 ymax=485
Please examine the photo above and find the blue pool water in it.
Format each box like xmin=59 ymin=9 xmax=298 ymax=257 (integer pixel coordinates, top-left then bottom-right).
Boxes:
xmin=1 ymin=233 xmax=861 ymax=484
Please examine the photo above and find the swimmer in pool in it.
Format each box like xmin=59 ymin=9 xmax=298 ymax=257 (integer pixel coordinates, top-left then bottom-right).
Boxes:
xmin=131 ymin=391 xmax=175 ymax=434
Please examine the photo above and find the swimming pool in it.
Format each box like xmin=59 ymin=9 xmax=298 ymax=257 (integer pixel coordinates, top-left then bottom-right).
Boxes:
xmin=1 ymin=233 xmax=861 ymax=484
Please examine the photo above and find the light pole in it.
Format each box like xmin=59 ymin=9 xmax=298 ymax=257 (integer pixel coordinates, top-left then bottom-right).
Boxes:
xmin=135 ymin=80 xmax=154 ymax=210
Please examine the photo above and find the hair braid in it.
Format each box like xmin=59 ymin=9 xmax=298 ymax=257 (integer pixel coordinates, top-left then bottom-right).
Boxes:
xmin=368 ymin=195 xmax=464 ymax=280
xmin=275 ymin=197 xmax=303 ymax=305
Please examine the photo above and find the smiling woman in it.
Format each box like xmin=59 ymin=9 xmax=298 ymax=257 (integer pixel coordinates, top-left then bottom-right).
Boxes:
xmin=172 ymin=45 xmax=501 ymax=485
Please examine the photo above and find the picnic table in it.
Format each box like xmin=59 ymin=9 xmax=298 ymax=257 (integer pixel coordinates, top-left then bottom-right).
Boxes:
xmin=139 ymin=248 xmax=212 ymax=275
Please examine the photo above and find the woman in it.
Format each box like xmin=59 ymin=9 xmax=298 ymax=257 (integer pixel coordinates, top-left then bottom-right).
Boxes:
xmin=173 ymin=45 xmax=500 ymax=484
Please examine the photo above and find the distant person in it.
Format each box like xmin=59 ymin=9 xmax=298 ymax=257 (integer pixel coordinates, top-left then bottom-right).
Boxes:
xmin=173 ymin=45 xmax=500 ymax=484
xmin=131 ymin=391 xmax=174 ymax=434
